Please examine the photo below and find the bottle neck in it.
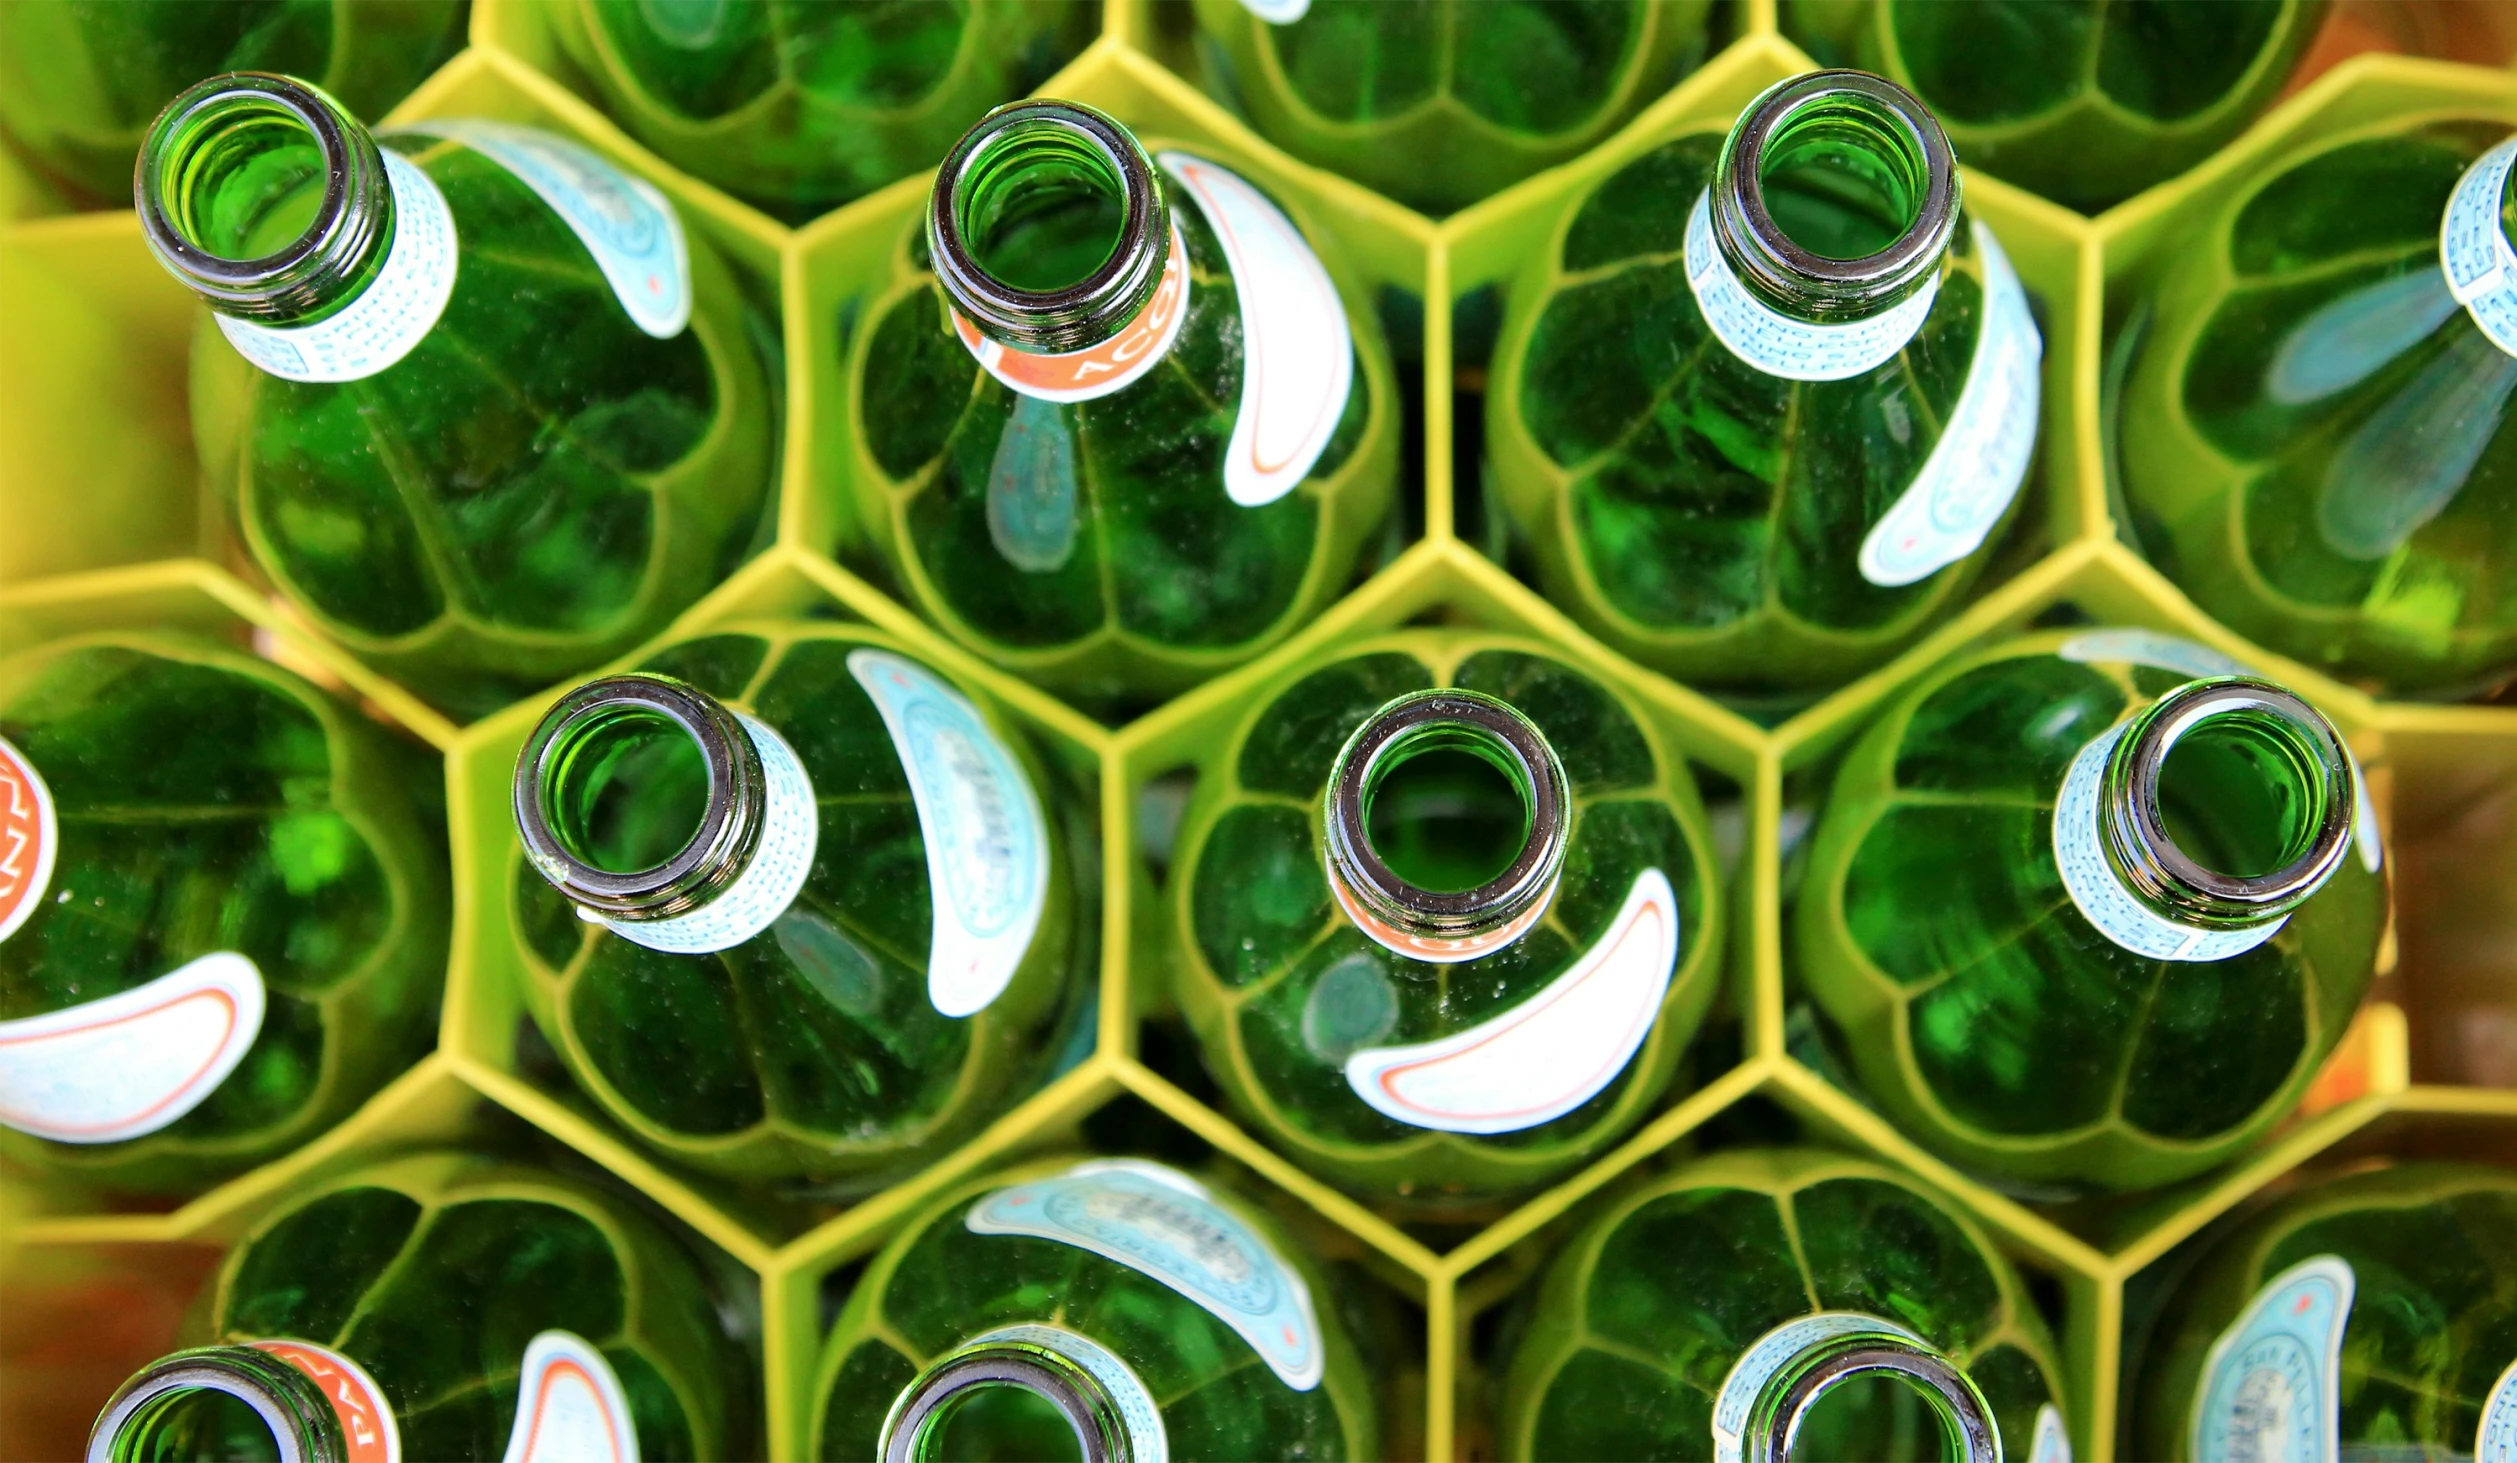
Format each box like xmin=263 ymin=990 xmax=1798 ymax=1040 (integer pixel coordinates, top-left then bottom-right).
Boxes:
xmin=1711 ymin=69 xmax=1958 ymax=326
xmin=136 ymin=72 xmax=393 ymax=328
xmin=2098 ymin=677 xmax=2356 ymax=931
xmin=514 ymin=673 xmax=766 ymax=923
xmin=928 ymin=98 xmax=1171 ymax=356
xmin=90 ymin=1347 xmax=348 ymax=1463
xmin=1322 ymin=688 xmax=1570 ymax=964
xmin=1734 ymin=1320 xmax=1997 ymax=1463
xmin=881 ymin=1328 xmax=1156 ymax=1463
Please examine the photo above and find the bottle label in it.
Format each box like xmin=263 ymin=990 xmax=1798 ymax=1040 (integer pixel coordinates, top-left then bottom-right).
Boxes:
xmin=2031 ymin=1402 xmax=2074 ymax=1463
xmin=0 ymin=733 xmax=58 ymax=944
xmin=0 ymin=951 xmax=266 ymax=1143
xmin=967 ymin=1325 xmax=1168 ymax=1463
xmin=214 ymin=150 xmax=457 ymax=384
xmin=500 ymin=1330 xmax=641 ymax=1463
xmin=594 ymin=713 xmax=818 ymax=955
xmin=2480 ymin=1352 xmax=2517 ymax=1463
xmin=2439 ymin=134 xmax=2517 ymax=359
xmin=394 ymin=120 xmax=691 ymax=339
xmin=847 ymin=650 xmax=1049 ymax=1018
xmin=1328 ymin=862 xmax=1556 ymax=965
xmin=251 ymin=1338 xmax=401 ymax=1463
xmin=2052 ymin=720 xmax=2289 ymax=962
xmin=967 ymin=1159 xmax=1325 ymax=1391
xmin=2189 ymin=1254 xmax=2354 ymax=1463
xmin=1857 ymin=223 xmax=2043 ymax=587
xmin=1685 ymin=188 xmax=1943 ymax=381
xmin=1236 ymin=0 xmax=1312 ymax=20
xmin=952 ymin=224 xmax=1193 ymax=404
xmin=1341 ymin=866 xmax=1679 ymax=1134
xmin=1712 ymin=1312 xmax=1932 ymax=1463
xmin=2057 ymin=630 xmax=2382 ymax=874
xmin=1156 ymin=151 xmax=1356 ymax=507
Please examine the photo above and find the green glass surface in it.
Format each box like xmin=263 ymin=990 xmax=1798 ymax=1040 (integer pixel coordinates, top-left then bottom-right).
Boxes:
xmin=809 ymin=1157 xmax=1378 ymax=1461
xmin=1499 ymin=1147 xmax=2068 ymax=1461
xmin=191 ymin=1150 xmax=744 ymax=1461
xmin=507 ymin=623 xmax=1089 ymax=1183
xmin=1782 ymin=0 xmax=2325 ymax=214
xmin=1485 ymin=127 xmax=2035 ymax=694
xmin=180 ymin=104 xmax=776 ymax=721
xmin=1789 ymin=630 xmax=2388 ymax=1192
xmin=562 ymin=0 xmax=1091 ymax=224
xmin=845 ymin=142 xmax=1398 ymax=704
xmin=2116 ymin=115 xmax=2517 ymax=698
xmin=0 ymin=632 xmax=446 ymax=1195
xmin=2136 ymin=1160 xmax=2517 ymax=1459
xmin=1166 ymin=629 xmax=1723 ymax=1208
xmin=1188 ymin=0 xmax=1715 ymax=216
xmin=0 ymin=0 xmax=464 ymax=207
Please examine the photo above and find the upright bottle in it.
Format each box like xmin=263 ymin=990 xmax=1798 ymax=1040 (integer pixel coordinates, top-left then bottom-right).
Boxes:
xmin=1487 ymin=70 xmax=2044 ymax=694
xmin=1500 ymin=1148 xmax=2072 ymax=1462
xmin=812 ymin=1155 xmax=1378 ymax=1460
xmin=0 ymin=631 xmax=445 ymax=1195
xmin=138 ymin=72 xmax=775 ymax=719
xmin=1781 ymin=0 xmax=2327 ymax=214
xmin=510 ymin=622 xmax=1085 ymax=1184
xmin=1187 ymin=0 xmax=1716 ymax=216
xmin=845 ymin=99 xmax=1397 ymax=705
xmin=0 ymin=0 xmax=464 ymax=207
xmin=2136 ymin=1160 xmax=2517 ymax=1461
xmin=1167 ymin=630 xmax=1722 ymax=1208
xmin=557 ymin=0 xmax=1094 ymax=223
xmin=2115 ymin=115 xmax=2517 ymax=698
xmin=1791 ymin=628 xmax=2388 ymax=1192
xmin=87 ymin=1150 xmax=747 ymax=1462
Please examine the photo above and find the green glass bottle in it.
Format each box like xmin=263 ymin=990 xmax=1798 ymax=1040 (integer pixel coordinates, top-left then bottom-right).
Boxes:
xmin=1500 ymin=1147 xmax=2071 ymax=1462
xmin=1781 ymin=0 xmax=2327 ymax=215
xmin=844 ymin=99 xmax=1397 ymax=706
xmin=2135 ymin=1160 xmax=2517 ymax=1461
xmin=555 ymin=0 xmax=1094 ymax=224
xmin=1791 ymin=628 xmax=2388 ymax=1193
xmin=86 ymin=1148 xmax=747 ymax=1462
xmin=2115 ymin=116 xmax=2517 ymax=699
xmin=0 ymin=631 xmax=444 ymax=1196
xmin=136 ymin=72 xmax=776 ymax=720
xmin=811 ymin=1155 xmax=1378 ymax=1461
xmin=1167 ymin=629 xmax=1722 ymax=1208
xmin=509 ymin=621 xmax=1085 ymax=1185
xmin=0 ymin=0 xmax=465 ymax=208
xmin=1187 ymin=0 xmax=1716 ymax=217
xmin=1486 ymin=70 xmax=2044 ymax=694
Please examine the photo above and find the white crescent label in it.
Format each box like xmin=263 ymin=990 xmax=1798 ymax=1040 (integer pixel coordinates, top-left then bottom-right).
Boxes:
xmin=501 ymin=1330 xmax=640 ymax=1463
xmin=1685 ymin=188 xmax=1942 ymax=381
xmin=0 ymin=951 xmax=265 ymax=1143
xmin=2440 ymin=134 xmax=2517 ymax=359
xmin=847 ymin=650 xmax=1049 ymax=1018
xmin=1341 ymin=867 xmax=1678 ymax=1134
xmin=2031 ymin=1402 xmax=2073 ymax=1463
xmin=1237 ymin=0 xmax=1311 ymax=19
xmin=2191 ymin=1255 xmax=2354 ymax=1463
xmin=2481 ymin=1352 xmax=2517 ymax=1463
xmin=591 ymin=713 xmax=817 ymax=954
xmin=251 ymin=1339 xmax=401 ymax=1463
xmin=0 ymin=734 xmax=58 ymax=944
xmin=1155 ymin=151 xmax=1355 ymax=507
xmin=1857 ymin=222 xmax=2042 ymax=587
xmin=215 ymin=149 xmax=456 ymax=383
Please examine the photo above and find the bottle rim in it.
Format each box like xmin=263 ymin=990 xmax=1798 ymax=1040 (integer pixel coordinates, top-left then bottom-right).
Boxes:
xmin=1323 ymin=688 xmax=1570 ymax=960
xmin=881 ymin=1337 xmax=1129 ymax=1463
xmin=1713 ymin=69 xmax=1959 ymax=322
xmin=135 ymin=71 xmax=390 ymax=325
xmin=513 ymin=672 xmax=765 ymax=921
xmin=2101 ymin=676 xmax=2357 ymax=927
xmin=928 ymin=98 xmax=1169 ymax=356
xmin=1754 ymin=1332 xmax=1999 ymax=1463
xmin=89 ymin=1347 xmax=345 ymax=1463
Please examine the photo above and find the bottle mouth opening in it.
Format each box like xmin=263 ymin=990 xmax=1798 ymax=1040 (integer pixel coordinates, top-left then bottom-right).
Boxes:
xmin=90 ymin=1350 xmax=331 ymax=1463
xmin=515 ymin=674 xmax=761 ymax=919
xmin=929 ymin=100 xmax=1165 ymax=355
xmin=1325 ymin=689 xmax=1569 ymax=956
xmin=137 ymin=72 xmax=382 ymax=314
xmin=1714 ymin=70 xmax=1958 ymax=319
xmin=1764 ymin=1344 xmax=1997 ymax=1463
xmin=883 ymin=1346 xmax=1117 ymax=1463
xmin=2106 ymin=678 xmax=2355 ymax=926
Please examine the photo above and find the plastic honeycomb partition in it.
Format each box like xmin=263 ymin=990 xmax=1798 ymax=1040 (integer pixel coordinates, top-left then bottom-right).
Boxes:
xmin=2 ymin=2 xmax=2515 ymax=1458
